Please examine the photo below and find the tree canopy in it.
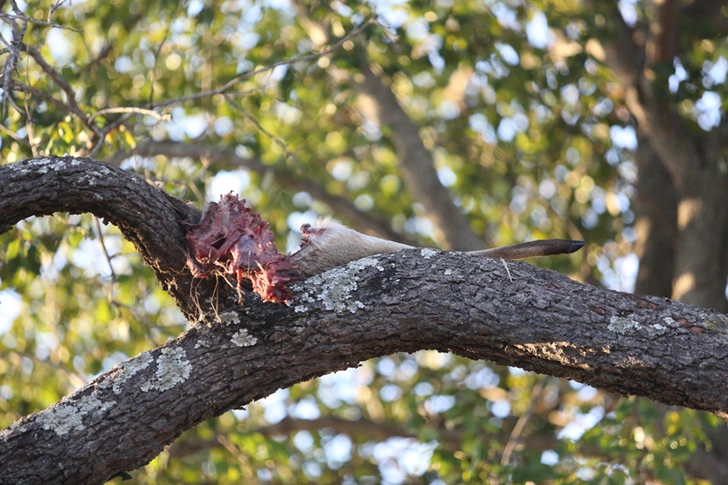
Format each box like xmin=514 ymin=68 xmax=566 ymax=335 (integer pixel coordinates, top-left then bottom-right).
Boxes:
xmin=2 ymin=0 xmax=728 ymax=484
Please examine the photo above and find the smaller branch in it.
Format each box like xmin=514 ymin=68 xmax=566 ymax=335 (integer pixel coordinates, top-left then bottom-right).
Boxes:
xmin=88 ymin=106 xmax=169 ymax=123
xmin=85 ymin=43 xmax=112 ymax=70
xmin=354 ymin=63 xmax=484 ymax=251
xmin=149 ymin=18 xmax=374 ymax=110
xmin=92 ymin=216 xmax=117 ymax=301
xmin=501 ymin=378 xmax=546 ymax=465
xmin=9 ymin=80 xmax=79 ymax=119
xmin=215 ymin=435 xmax=255 ymax=478
xmin=1 ymin=1 xmax=28 ymax=118
xmin=21 ymin=43 xmax=102 ymax=137
xmin=0 ymin=13 xmax=81 ymax=32
xmin=0 ymin=123 xmax=29 ymax=146
xmin=48 ymin=0 xmax=69 ymax=21
xmin=224 ymin=93 xmax=303 ymax=169
xmin=147 ymin=1 xmax=183 ymax=105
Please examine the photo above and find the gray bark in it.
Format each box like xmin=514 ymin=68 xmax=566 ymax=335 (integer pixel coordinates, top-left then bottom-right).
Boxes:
xmin=3 ymin=158 xmax=728 ymax=484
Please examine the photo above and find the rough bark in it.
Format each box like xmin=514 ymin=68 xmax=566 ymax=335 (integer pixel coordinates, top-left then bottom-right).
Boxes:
xmin=3 ymin=157 xmax=728 ymax=484
xmin=109 ymin=141 xmax=414 ymax=245
xmin=2 ymin=243 xmax=728 ymax=483
xmin=0 ymin=157 xmax=203 ymax=320
xmin=601 ymin=7 xmax=728 ymax=481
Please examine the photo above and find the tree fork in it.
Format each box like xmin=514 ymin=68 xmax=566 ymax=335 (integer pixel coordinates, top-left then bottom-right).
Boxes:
xmin=2 ymin=158 xmax=728 ymax=484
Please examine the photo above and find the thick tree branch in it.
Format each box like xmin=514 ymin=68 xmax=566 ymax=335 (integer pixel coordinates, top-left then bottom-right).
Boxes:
xmin=109 ymin=141 xmax=414 ymax=245
xmin=2 ymin=242 xmax=728 ymax=482
xmin=352 ymin=64 xmax=484 ymax=251
xmin=0 ymin=157 xmax=203 ymax=319
xmin=3 ymin=158 xmax=728 ymax=483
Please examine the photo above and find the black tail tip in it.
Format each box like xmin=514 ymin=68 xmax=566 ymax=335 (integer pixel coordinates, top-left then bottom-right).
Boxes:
xmin=567 ymin=240 xmax=586 ymax=253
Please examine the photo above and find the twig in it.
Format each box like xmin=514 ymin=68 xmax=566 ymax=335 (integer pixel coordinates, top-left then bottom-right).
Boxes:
xmin=501 ymin=258 xmax=513 ymax=282
xmin=21 ymin=43 xmax=102 ymax=136
xmin=22 ymin=59 xmax=39 ymax=156
xmin=88 ymin=106 xmax=170 ymax=123
xmin=93 ymin=216 xmax=117 ymax=301
xmin=9 ymin=80 xmax=78 ymax=118
xmin=48 ymin=0 xmax=69 ymax=22
xmin=501 ymin=377 xmax=547 ymax=465
xmin=149 ymin=17 xmax=375 ymax=110
xmin=148 ymin=1 xmax=183 ymax=105
xmin=1 ymin=1 xmax=28 ymax=118
xmin=224 ymin=93 xmax=305 ymax=170
xmin=0 ymin=123 xmax=29 ymax=146
xmin=0 ymin=13 xmax=82 ymax=32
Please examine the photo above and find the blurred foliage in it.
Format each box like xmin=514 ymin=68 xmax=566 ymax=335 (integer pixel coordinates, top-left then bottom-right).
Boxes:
xmin=1 ymin=0 xmax=726 ymax=483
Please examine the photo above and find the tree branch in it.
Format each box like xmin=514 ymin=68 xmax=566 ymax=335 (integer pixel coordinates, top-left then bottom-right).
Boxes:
xmin=0 ymin=157 xmax=203 ymax=319
xmin=3 ymin=157 xmax=728 ymax=483
xmin=2 ymin=239 xmax=728 ymax=482
xmin=352 ymin=64 xmax=484 ymax=251
xmin=601 ymin=9 xmax=705 ymax=194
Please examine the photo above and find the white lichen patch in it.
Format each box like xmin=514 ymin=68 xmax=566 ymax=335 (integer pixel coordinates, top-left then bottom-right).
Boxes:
xmin=420 ymin=248 xmax=438 ymax=259
xmin=110 ymin=352 xmax=154 ymax=394
xmin=218 ymin=311 xmax=240 ymax=325
xmin=231 ymin=328 xmax=257 ymax=347
xmin=294 ymin=305 xmax=309 ymax=313
xmin=39 ymin=395 xmax=115 ymax=437
xmin=302 ymin=256 xmax=380 ymax=313
xmin=444 ymin=268 xmax=453 ymax=275
xmin=608 ymin=315 xmax=642 ymax=334
xmin=0 ymin=420 xmax=27 ymax=442
xmin=194 ymin=339 xmax=211 ymax=349
xmin=140 ymin=347 xmax=192 ymax=392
